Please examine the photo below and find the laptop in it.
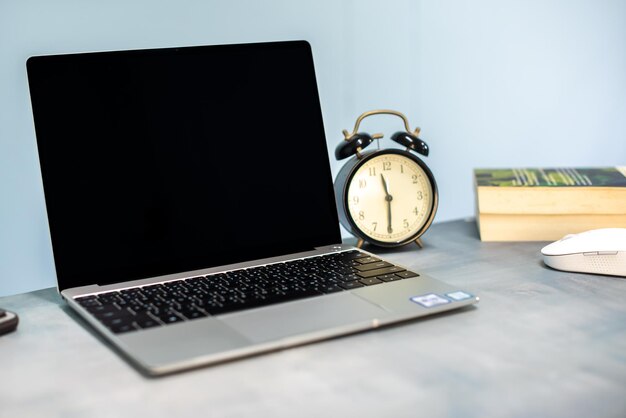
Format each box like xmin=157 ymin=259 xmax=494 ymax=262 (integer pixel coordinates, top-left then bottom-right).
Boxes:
xmin=26 ymin=40 xmax=478 ymax=376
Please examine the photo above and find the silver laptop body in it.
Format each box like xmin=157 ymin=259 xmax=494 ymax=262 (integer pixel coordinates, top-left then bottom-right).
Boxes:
xmin=27 ymin=41 xmax=478 ymax=376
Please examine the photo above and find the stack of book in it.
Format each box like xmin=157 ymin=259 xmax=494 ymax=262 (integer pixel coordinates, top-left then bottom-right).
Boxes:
xmin=474 ymin=167 xmax=626 ymax=241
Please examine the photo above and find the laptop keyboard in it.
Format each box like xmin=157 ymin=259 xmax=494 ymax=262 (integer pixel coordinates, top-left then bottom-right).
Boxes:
xmin=74 ymin=250 xmax=420 ymax=334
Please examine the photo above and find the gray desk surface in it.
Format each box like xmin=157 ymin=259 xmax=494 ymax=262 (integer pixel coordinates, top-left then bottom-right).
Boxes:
xmin=1 ymin=219 xmax=625 ymax=418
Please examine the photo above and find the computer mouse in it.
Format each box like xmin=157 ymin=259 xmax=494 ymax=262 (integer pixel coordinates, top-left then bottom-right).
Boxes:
xmin=541 ymin=228 xmax=626 ymax=277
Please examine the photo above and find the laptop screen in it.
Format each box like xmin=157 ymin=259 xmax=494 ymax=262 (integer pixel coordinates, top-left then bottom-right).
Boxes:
xmin=27 ymin=41 xmax=341 ymax=292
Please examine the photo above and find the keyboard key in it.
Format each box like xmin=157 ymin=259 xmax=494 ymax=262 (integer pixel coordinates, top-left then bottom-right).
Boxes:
xmin=133 ymin=313 xmax=161 ymax=329
xmin=339 ymin=280 xmax=364 ymax=290
xmin=319 ymin=285 xmax=343 ymax=293
xmin=336 ymin=250 xmax=368 ymax=261
xmin=86 ymin=304 xmax=122 ymax=315
xmin=359 ymin=277 xmax=383 ymax=286
xmin=97 ymin=292 xmax=120 ymax=304
xmin=76 ymin=297 xmax=100 ymax=307
xmin=157 ymin=312 xmax=184 ymax=324
xmin=181 ymin=310 xmax=207 ymax=320
xmin=356 ymin=265 xmax=406 ymax=278
xmin=396 ymin=271 xmax=420 ymax=279
xmin=378 ymin=274 xmax=401 ymax=282
xmin=110 ymin=324 xmax=136 ymax=334
xmin=198 ymin=299 xmax=225 ymax=312
xmin=103 ymin=316 xmax=134 ymax=328
xmin=101 ymin=311 xmax=137 ymax=334
xmin=120 ymin=288 xmax=141 ymax=295
xmin=75 ymin=295 xmax=97 ymax=302
xmin=99 ymin=310 xmax=134 ymax=322
xmin=354 ymin=261 xmax=393 ymax=272
xmin=355 ymin=256 xmax=381 ymax=264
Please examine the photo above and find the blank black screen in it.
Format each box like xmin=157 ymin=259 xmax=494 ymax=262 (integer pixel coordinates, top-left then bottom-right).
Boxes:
xmin=27 ymin=41 xmax=341 ymax=291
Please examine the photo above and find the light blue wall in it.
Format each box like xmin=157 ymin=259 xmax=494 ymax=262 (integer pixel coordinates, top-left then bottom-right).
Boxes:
xmin=1 ymin=0 xmax=625 ymax=296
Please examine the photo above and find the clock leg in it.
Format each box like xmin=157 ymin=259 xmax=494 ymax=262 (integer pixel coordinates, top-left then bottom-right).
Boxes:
xmin=356 ymin=238 xmax=364 ymax=248
xmin=415 ymin=238 xmax=424 ymax=248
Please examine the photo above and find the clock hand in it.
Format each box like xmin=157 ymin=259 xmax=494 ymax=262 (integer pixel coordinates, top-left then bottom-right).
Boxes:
xmin=380 ymin=174 xmax=393 ymax=233
xmin=381 ymin=173 xmax=390 ymax=197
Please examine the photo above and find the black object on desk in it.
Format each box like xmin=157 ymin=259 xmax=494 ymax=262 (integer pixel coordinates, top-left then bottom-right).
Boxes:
xmin=0 ymin=308 xmax=19 ymax=336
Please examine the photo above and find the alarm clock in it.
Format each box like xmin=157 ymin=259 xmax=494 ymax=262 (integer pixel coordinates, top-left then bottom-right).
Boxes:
xmin=334 ymin=110 xmax=438 ymax=248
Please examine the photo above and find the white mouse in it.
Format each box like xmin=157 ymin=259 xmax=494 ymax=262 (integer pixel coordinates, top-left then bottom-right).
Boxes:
xmin=541 ymin=228 xmax=626 ymax=277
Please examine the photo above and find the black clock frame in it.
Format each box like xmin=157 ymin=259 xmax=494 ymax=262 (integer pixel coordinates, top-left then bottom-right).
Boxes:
xmin=334 ymin=148 xmax=439 ymax=248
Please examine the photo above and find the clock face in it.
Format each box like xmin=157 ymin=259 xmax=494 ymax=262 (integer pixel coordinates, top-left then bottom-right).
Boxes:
xmin=346 ymin=152 xmax=434 ymax=244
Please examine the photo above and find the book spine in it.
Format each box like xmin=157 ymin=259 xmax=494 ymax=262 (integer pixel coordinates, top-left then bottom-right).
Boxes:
xmin=477 ymin=213 xmax=626 ymax=241
xmin=476 ymin=187 xmax=626 ymax=215
xmin=475 ymin=167 xmax=626 ymax=187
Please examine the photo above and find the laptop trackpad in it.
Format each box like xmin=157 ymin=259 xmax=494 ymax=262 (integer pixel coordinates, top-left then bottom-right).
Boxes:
xmin=220 ymin=293 xmax=387 ymax=344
